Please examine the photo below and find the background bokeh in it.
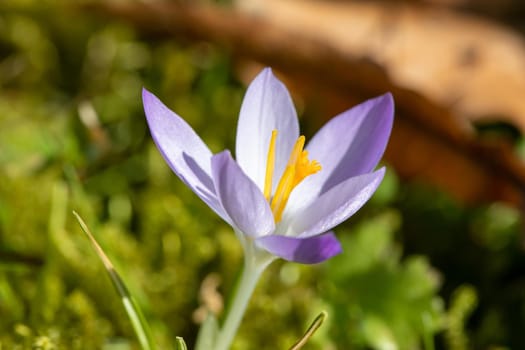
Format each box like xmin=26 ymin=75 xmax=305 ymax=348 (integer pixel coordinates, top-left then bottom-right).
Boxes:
xmin=1 ymin=1 xmax=524 ymax=349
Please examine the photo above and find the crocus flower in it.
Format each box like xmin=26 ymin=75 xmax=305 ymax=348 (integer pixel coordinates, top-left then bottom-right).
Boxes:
xmin=142 ymin=68 xmax=393 ymax=265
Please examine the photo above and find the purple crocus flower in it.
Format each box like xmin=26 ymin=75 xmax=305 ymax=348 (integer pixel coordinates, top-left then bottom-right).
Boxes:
xmin=143 ymin=68 xmax=393 ymax=265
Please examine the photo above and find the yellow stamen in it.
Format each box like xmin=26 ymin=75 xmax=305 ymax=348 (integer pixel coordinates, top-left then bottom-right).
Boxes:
xmin=269 ymin=135 xmax=322 ymax=222
xmin=263 ymin=130 xmax=278 ymax=200
xmin=270 ymin=164 xmax=295 ymax=221
xmin=293 ymin=150 xmax=321 ymax=187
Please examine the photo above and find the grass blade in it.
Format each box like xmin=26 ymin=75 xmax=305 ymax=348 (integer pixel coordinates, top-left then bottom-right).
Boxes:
xmin=175 ymin=336 xmax=188 ymax=350
xmin=194 ymin=313 xmax=218 ymax=350
xmin=72 ymin=211 xmax=158 ymax=350
xmin=289 ymin=311 xmax=327 ymax=350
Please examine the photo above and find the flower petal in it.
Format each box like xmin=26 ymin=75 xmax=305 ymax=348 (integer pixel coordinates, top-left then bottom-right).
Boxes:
xmin=235 ymin=68 xmax=299 ymax=192
xmin=142 ymin=88 xmax=229 ymax=222
xmin=256 ymin=232 xmax=342 ymax=264
xmin=211 ymin=150 xmax=275 ymax=237
xmin=289 ymin=93 xmax=393 ymax=209
xmin=288 ymin=168 xmax=385 ymax=238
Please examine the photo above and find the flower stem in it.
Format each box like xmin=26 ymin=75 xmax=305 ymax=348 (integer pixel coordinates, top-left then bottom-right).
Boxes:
xmin=213 ymin=257 xmax=268 ymax=350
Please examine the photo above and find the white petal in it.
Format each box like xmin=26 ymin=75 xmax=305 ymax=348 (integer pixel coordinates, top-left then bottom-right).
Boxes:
xmin=255 ymin=231 xmax=342 ymax=264
xmin=288 ymin=168 xmax=385 ymax=238
xmin=235 ymin=68 xmax=299 ymax=192
xmin=143 ymin=88 xmax=229 ymax=222
xmin=211 ymin=151 xmax=275 ymax=237
xmin=286 ymin=94 xmax=393 ymax=214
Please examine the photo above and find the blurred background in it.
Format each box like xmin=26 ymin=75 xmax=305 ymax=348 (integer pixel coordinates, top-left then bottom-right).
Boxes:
xmin=1 ymin=0 xmax=525 ymax=349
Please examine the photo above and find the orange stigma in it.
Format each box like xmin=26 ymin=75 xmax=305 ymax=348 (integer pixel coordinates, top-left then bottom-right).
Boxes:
xmin=263 ymin=130 xmax=321 ymax=222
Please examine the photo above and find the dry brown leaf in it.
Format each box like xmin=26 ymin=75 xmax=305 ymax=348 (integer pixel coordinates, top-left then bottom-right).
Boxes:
xmin=236 ymin=0 xmax=525 ymax=132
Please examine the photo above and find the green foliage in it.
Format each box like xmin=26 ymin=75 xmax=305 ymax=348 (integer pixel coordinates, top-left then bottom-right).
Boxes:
xmin=319 ymin=211 xmax=444 ymax=350
xmin=445 ymin=285 xmax=478 ymax=350
xmin=0 ymin=2 xmax=242 ymax=348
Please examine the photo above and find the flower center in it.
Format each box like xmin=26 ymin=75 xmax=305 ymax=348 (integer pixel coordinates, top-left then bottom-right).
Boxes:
xmin=263 ymin=129 xmax=321 ymax=222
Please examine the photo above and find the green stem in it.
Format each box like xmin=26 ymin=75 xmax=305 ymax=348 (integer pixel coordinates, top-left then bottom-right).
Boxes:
xmin=214 ymin=256 xmax=269 ymax=350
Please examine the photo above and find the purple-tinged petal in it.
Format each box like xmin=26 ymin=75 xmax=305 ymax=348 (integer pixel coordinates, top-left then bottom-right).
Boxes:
xmin=142 ymin=89 xmax=230 ymax=222
xmin=290 ymin=94 xmax=393 ymax=209
xmin=211 ymin=151 xmax=275 ymax=237
xmin=256 ymin=232 xmax=342 ymax=264
xmin=235 ymin=68 xmax=299 ymax=192
xmin=287 ymin=168 xmax=385 ymax=238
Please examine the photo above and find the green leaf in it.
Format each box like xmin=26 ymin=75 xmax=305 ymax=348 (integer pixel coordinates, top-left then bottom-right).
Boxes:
xmin=194 ymin=313 xmax=218 ymax=350
xmin=73 ymin=211 xmax=157 ymax=350
xmin=362 ymin=315 xmax=398 ymax=350
xmin=323 ymin=211 xmax=444 ymax=349
xmin=175 ymin=337 xmax=188 ymax=350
